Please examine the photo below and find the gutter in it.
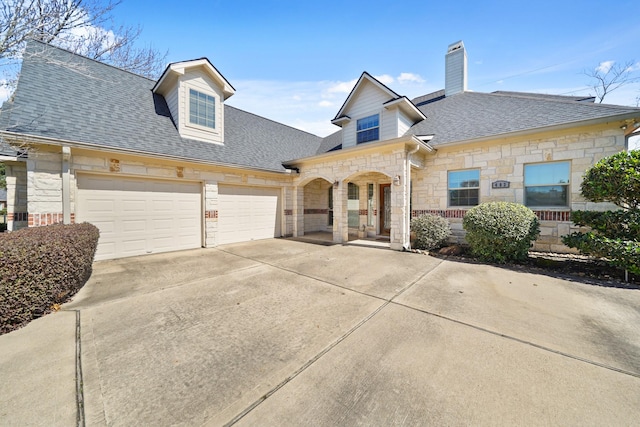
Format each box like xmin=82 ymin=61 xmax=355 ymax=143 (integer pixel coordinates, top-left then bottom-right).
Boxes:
xmin=0 ymin=130 xmax=293 ymax=176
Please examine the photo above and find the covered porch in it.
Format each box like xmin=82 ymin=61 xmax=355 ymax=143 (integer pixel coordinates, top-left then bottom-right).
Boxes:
xmin=286 ymin=137 xmax=432 ymax=250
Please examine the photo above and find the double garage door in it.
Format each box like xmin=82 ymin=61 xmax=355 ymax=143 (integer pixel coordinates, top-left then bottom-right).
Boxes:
xmin=77 ymin=175 xmax=202 ymax=260
xmin=77 ymin=175 xmax=282 ymax=260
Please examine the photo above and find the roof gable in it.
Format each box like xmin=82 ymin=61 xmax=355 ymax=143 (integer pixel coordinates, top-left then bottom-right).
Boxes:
xmin=153 ymin=58 xmax=235 ymax=99
xmin=331 ymin=72 xmax=400 ymax=124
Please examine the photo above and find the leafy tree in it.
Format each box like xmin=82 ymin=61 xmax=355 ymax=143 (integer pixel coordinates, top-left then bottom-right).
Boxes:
xmin=1 ymin=0 xmax=166 ymax=91
xmin=562 ymin=150 xmax=640 ymax=274
xmin=0 ymin=163 xmax=5 ymax=189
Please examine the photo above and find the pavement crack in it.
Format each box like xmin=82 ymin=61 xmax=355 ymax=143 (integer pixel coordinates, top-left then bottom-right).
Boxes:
xmin=392 ymin=300 xmax=640 ymax=380
xmin=74 ymin=310 xmax=85 ymax=427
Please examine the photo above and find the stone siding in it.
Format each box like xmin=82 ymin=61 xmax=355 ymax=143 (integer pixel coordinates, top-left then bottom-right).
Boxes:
xmin=411 ymin=126 xmax=626 ymax=252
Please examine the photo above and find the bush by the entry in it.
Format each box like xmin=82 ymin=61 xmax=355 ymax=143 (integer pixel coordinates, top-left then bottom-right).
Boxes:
xmin=463 ymin=202 xmax=540 ymax=263
xmin=410 ymin=213 xmax=451 ymax=250
xmin=0 ymin=223 xmax=100 ymax=334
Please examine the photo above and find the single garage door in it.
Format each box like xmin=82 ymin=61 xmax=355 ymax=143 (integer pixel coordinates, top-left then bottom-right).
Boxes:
xmin=77 ymin=174 xmax=202 ymax=260
xmin=217 ymin=185 xmax=281 ymax=245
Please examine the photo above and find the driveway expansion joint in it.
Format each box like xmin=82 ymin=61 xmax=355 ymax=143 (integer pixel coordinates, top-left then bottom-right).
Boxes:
xmin=392 ymin=300 xmax=640 ymax=380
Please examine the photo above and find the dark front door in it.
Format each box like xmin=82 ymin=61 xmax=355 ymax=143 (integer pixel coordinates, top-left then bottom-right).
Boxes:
xmin=379 ymin=184 xmax=391 ymax=235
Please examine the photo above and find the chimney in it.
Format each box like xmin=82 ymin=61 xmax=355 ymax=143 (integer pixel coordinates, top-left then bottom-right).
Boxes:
xmin=445 ymin=40 xmax=467 ymax=97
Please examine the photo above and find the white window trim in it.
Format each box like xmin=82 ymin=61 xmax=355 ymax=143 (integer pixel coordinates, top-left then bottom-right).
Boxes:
xmin=356 ymin=113 xmax=381 ymax=144
xmin=185 ymin=85 xmax=219 ymax=135
xmin=524 ymin=161 xmax=571 ymax=208
xmin=447 ymin=168 xmax=480 ymax=208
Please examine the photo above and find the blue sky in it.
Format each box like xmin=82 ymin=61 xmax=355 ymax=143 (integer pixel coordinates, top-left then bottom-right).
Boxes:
xmin=30 ymin=1 xmax=640 ymax=139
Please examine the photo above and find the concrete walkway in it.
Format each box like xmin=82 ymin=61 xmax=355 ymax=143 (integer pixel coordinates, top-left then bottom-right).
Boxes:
xmin=1 ymin=239 xmax=639 ymax=426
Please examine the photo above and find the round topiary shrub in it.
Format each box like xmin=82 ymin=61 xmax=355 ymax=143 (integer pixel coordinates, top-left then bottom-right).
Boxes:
xmin=463 ymin=201 xmax=540 ymax=263
xmin=410 ymin=213 xmax=451 ymax=250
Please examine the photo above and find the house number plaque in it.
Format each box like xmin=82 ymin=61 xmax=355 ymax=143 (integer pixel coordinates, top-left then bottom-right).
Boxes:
xmin=492 ymin=180 xmax=510 ymax=189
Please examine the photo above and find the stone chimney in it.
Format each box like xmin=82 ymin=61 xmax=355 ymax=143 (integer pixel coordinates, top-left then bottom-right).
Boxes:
xmin=445 ymin=41 xmax=467 ymax=97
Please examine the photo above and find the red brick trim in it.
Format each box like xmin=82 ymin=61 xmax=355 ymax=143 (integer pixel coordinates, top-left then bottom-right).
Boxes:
xmin=28 ymin=213 xmax=75 ymax=227
xmin=533 ymin=210 xmax=571 ymax=221
xmin=205 ymin=210 xmax=218 ymax=219
xmin=284 ymin=209 xmax=293 ymax=216
xmin=8 ymin=212 xmax=28 ymax=222
xmin=412 ymin=209 xmax=468 ymax=219
xmin=304 ymin=209 xmax=328 ymax=214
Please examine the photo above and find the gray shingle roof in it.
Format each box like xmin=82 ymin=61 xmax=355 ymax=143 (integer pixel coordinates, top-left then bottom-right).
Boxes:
xmin=0 ymin=40 xmax=323 ymax=172
xmin=407 ymin=91 xmax=640 ymax=146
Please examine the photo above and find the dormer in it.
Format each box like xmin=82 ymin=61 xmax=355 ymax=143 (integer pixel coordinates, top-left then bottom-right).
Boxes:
xmin=331 ymin=72 xmax=426 ymax=149
xmin=153 ymin=58 xmax=235 ymax=144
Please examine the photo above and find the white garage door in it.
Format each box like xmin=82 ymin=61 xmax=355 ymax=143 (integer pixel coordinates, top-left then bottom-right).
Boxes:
xmin=77 ymin=174 xmax=202 ymax=260
xmin=217 ymin=185 xmax=281 ymax=245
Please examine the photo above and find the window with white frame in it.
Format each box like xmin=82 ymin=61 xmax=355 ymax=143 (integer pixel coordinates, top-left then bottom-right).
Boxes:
xmin=524 ymin=161 xmax=570 ymax=207
xmin=348 ymin=182 xmax=359 ymax=227
xmin=189 ymin=88 xmax=215 ymax=129
xmin=356 ymin=114 xmax=379 ymax=144
xmin=448 ymin=169 xmax=480 ymax=206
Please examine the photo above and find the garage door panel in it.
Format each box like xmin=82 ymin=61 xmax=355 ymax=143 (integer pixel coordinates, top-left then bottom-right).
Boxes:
xmin=77 ymin=174 xmax=202 ymax=260
xmin=218 ymin=185 xmax=281 ymax=245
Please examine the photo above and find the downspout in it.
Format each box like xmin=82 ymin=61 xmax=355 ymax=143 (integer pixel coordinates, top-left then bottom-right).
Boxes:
xmin=62 ymin=146 xmax=71 ymax=224
xmin=405 ymin=142 xmax=420 ymax=250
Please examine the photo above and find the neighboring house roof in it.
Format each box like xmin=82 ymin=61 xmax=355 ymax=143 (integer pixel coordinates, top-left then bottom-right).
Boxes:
xmin=407 ymin=90 xmax=640 ymax=146
xmin=0 ymin=40 xmax=322 ymax=172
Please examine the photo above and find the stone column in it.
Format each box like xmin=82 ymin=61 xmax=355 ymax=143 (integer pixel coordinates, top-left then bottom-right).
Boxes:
xmin=332 ymin=181 xmax=347 ymax=244
xmin=389 ymin=152 xmax=409 ymax=251
xmin=292 ymin=185 xmax=304 ymax=237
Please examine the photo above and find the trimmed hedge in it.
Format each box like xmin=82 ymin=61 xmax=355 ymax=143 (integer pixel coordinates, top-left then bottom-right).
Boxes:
xmin=0 ymin=223 xmax=100 ymax=334
xmin=411 ymin=213 xmax=451 ymax=250
xmin=463 ymin=202 xmax=540 ymax=263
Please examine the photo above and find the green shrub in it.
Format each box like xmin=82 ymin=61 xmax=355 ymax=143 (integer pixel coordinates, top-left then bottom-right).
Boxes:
xmin=463 ymin=202 xmax=540 ymax=263
xmin=562 ymin=150 xmax=640 ymax=274
xmin=411 ymin=213 xmax=451 ymax=250
xmin=0 ymin=223 xmax=100 ymax=334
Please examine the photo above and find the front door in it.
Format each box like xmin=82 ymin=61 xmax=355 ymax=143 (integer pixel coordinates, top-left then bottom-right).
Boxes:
xmin=379 ymin=184 xmax=391 ymax=235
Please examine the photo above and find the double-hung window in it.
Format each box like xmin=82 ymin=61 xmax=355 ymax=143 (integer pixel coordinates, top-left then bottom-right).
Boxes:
xmin=189 ymin=89 xmax=216 ymax=129
xmin=356 ymin=114 xmax=379 ymax=144
xmin=448 ymin=169 xmax=480 ymax=207
xmin=524 ymin=162 xmax=570 ymax=207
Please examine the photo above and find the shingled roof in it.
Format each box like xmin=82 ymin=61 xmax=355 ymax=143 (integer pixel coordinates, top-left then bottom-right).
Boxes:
xmin=0 ymin=40 xmax=323 ymax=172
xmin=407 ymin=90 xmax=640 ymax=146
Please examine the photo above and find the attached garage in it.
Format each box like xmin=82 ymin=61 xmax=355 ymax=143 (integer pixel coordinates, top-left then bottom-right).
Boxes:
xmin=76 ymin=174 xmax=202 ymax=260
xmin=217 ymin=185 xmax=281 ymax=245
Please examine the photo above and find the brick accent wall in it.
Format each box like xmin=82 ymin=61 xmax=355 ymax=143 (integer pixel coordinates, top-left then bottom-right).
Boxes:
xmin=28 ymin=213 xmax=75 ymax=227
xmin=204 ymin=210 xmax=218 ymax=219
xmin=304 ymin=209 xmax=328 ymax=214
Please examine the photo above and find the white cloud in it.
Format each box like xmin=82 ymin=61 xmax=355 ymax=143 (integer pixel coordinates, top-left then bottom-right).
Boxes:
xmin=397 ymin=72 xmax=425 ymax=84
xmin=374 ymin=74 xmax=395 ymax=85
xmin=318 ymin=100 xmax=333 ymax=107
xmin=326 ymin=79 xmax=358 ymax=94
xmin=0 ymin=80 xmax=11 ymax=103
xmin=596 ymin=60 xmax=615 ymax=74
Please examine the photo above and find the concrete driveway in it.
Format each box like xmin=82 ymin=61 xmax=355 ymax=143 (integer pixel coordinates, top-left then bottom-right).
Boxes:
xmin=1 ymin=239 xmax=639 ymax=426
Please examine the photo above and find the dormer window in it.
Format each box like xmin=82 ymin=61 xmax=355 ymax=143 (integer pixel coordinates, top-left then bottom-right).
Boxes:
xmin=189 ymin=88 xmax=216 ymax=129
xmin=357 ymin=114 xmax=379 ymax=144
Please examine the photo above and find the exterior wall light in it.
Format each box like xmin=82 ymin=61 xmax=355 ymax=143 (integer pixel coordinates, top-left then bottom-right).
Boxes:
xmin=393 ymin=175 xmax=401 ymax=186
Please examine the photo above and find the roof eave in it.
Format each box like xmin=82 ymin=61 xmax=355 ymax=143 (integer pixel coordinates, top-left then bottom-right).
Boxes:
xmin=283 ymin=135 xmax=434 ymax=166
xmin=433 ymin=112 xmax=640 ymax=148
xmin=383 ymin=97 xmax=427 ymax=122
xmin=153 ymin=59 xmax=236 ymax=99
xmin=0 ymin=130 xmax=291 ymax=175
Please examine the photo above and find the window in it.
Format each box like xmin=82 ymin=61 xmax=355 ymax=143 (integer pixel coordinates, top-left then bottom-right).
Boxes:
xmin=367 ymin=183 xmax=374 ymax=226
xmin=328 ymin=187 xmax=333 ymax=226
xmin=525 ymin=162 xmax=570 ymax=207
xmin=448 ymin=169 xmax=480 ymax=206
xmin=189 ymin=89 xmax=215 ymax=129
xmin=357 ymin=114 xmax=379 ymax=144
xmin=348 ymin=182 xmax=359 ymax=227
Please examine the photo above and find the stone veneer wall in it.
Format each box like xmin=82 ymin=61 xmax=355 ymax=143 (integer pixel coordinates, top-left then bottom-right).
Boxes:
xmin=411 ymin=126 xmax=626 ymax=252
xmin=5 ymin=161 xmax=28 ymax=231
xmin=21 ymin=147 xmax=293 ymax=247
xmin=303 ymin=178 xmax=332 ymax=233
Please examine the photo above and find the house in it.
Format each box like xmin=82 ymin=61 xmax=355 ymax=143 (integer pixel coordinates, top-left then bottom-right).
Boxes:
xmin=1 ymin=40 xmax=639 ymax=260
